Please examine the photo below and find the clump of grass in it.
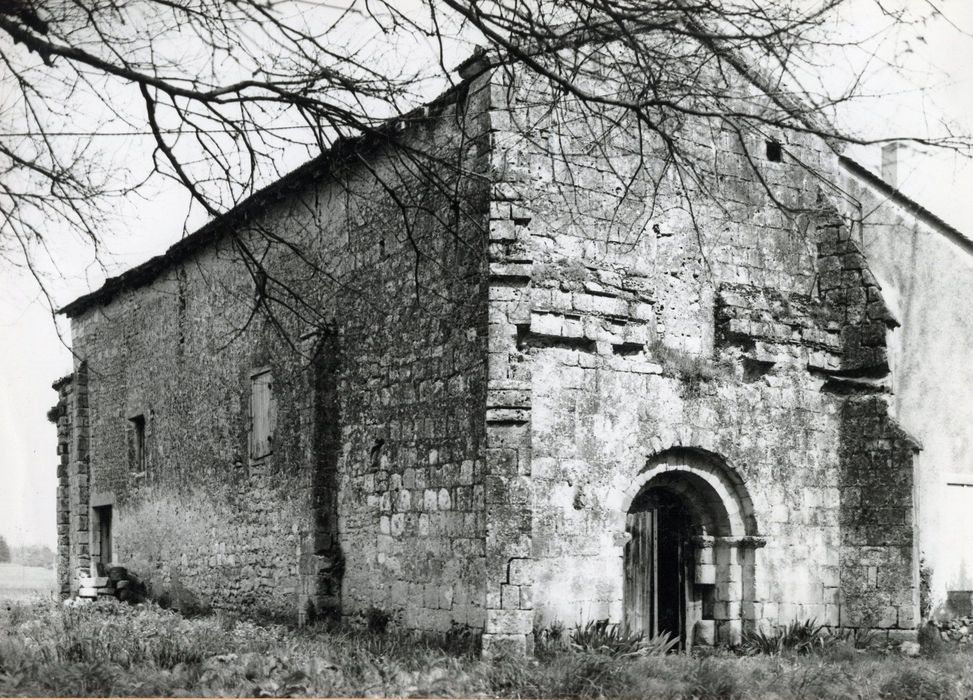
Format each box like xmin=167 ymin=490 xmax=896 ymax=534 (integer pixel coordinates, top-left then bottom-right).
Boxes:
xmin=535 ymin=619 xmax=568 ymax=657
xmin=919 ymin=620 xmax=947 ymax=658
xmin=481 ymin=650 xmax=693 ymax=700
xmin=535 ymin=259 xmax=592 ymax=291
xmin=785 ymin=660 xmax=857 ymax=700
xmin=740 ymin=619 xmax=828 ymax=656
xmin=442 ymin=621 xmax=481 ymax=657
xmin=879 ymin=666 xmax=958 ymax=700
xmin=819 ymin=639 xmax=859 ymax=664
xmin=649 ymin=340 xmax=732 ymax=398
xmin=19 ymin=600 xmax=232 ymax=669
xmin=364 ymin=606 xmax=391 ymax=634
xmin=689 ymin=657 xmax=742 ymax=700
xmin=830 ymin=626 xmax=879 ymax=649
xmin=570 ymin=619 xmax=678 ymax=658
xmin=543 ymin=652 xmax=640 ymax=698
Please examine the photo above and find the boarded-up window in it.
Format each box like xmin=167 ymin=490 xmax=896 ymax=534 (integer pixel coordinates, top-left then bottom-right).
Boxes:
xmin=250 ymin=369 xmax=275 ymax=459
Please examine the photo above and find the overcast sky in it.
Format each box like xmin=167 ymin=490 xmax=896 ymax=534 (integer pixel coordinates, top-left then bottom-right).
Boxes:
xmin=1 ymin=0 xmax=971 ymax=548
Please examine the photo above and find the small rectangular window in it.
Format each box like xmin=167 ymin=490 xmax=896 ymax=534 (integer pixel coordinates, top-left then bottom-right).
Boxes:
xmin=128 ymin=415 xmax=146 ymax=473
xmin=250 ymin=369 xmax=275 ymax=459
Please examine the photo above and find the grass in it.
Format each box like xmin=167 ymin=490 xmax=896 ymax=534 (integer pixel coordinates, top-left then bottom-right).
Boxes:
xmin=740 ymin=619 xmax=832 ymax=656
xmin=1 ymin=601 xmax=973 ymax=698
xmin=648 ymin=340 xmax=733 ymax=398
xmin=567 ymin=619 xmax=680 ymax=657
xmin=0 ymin=563 xmax=56 ymax=603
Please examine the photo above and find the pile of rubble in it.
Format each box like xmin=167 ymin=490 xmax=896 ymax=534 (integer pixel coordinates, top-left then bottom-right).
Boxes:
xmin=77 ymin=565 xmax=132 ymax=601
xmin=929 ymin=617 xmax=973 ymax=644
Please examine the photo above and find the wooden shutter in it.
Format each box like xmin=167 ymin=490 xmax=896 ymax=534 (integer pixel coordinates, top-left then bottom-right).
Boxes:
xmin=250 ymin=371 xmax=274 ymax=458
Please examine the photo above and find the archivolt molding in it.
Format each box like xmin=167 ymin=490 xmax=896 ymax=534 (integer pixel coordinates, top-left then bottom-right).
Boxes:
xmin=616 ymin=446 xmax=759 ymax=538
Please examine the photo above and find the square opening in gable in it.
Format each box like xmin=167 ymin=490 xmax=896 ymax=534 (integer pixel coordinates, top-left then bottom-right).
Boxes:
xmin=766 ymin=140 xmax=783 ymax=162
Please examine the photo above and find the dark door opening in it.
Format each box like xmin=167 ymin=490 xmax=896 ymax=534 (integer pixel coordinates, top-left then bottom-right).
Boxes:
xmin=624 ymin=488 xmax=692 ymax=645
xmin=94 ymin=505 xmax=113 ymax=565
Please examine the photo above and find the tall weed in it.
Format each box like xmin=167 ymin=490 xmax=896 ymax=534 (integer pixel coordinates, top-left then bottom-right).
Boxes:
xmin=740 ymin=619 xmax=828 ymax=656
xmin=570 ymin=619 xmax=679 ymax=658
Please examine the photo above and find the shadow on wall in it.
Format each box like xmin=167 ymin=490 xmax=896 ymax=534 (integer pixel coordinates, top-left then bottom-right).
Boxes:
xmin=837 ymin=396 xmax=919 ymax=630
xmin=153 ymin=574 xmax=210 ymax=616
xmin=114 ymin=491 xmax=225 ymax=617
xmin=302 ymin=330 xmax=344 ymax=624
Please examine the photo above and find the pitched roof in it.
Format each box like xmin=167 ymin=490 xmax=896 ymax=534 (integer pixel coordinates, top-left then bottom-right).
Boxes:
xmin=839 ymin=155 xmax=973 ymax=255
xmin=58 ymin=78 xmax=473 ymax=318
xmin=59 ymin=155 xmax=325 ymax=318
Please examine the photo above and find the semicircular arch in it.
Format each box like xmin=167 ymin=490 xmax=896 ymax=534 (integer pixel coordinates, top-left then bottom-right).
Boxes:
xmin=620 ymin=447 xmax=758 ymax=538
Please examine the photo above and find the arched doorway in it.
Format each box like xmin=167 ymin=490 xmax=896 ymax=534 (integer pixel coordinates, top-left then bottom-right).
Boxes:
xmin=622 ymin=448 xmax=760 ymax=647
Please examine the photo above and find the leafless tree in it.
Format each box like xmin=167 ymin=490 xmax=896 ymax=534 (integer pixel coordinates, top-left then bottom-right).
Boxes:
xmin=1 ymin=0 xmax=966 ymax=338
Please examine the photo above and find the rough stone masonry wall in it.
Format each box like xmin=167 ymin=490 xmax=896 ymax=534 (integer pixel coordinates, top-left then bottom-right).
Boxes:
xmin=328 ymin=78 xmax=493 ymax=631
xmin=64 ymin=74 xmax=492 ymax=631
xmin=815 ymin=214 xmax=920 ymax=631
xmin=838 ymin=168 xmax=973 ymax=604
xmin=839 ymin=396 xmax=918 ymax=630
xmin=50 ymin=374 xmax=75 ymax=597
xmin=50 ymin=362 xmax=92 ymax=597
xmin=481 ymin=55 xmax=918 ymax=641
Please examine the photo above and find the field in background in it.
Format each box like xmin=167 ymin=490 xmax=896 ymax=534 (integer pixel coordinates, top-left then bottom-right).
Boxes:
xmin=0 ymin=562 xmax=57 ymax=602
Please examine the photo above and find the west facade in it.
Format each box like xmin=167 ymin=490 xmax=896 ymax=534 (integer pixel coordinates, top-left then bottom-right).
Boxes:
xmin=53 ymin=51 xmax=960 ymax=655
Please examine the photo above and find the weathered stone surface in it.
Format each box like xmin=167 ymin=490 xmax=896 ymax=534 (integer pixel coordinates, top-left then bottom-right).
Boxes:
xmin=53 ymin=48 xmax=923 ymax=651
xmin=79 ymin=577 xmax=109 ymax=588
xmin=56 ymin=70 xmax=496 ymax=630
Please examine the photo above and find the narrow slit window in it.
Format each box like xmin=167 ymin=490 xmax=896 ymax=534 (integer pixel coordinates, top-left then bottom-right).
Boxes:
xmin=766 ymin=140 xmax=783 ymax=162
xmin=129 ymin=415 xmax=146 ymax=473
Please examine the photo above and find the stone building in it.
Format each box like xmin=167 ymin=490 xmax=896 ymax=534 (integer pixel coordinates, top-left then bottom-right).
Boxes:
xmin=50 ymin=48 xmax=971 ymax=654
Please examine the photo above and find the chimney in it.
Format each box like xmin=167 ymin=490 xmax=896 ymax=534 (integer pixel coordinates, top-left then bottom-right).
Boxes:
xmin=881 ymin=142 xmax=901 ymax=187
xmin=455 ymin=48 xmax=491 ymax=81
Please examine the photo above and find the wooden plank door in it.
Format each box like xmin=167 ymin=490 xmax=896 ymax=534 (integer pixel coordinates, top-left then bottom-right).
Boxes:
xmin=624 ymin=509 xmax=658 ymax=636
